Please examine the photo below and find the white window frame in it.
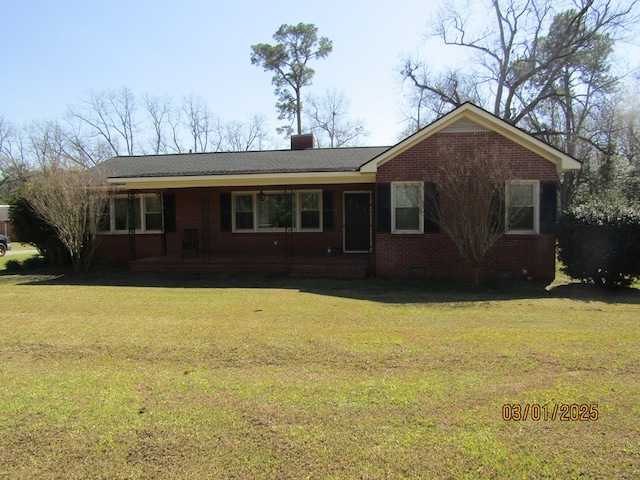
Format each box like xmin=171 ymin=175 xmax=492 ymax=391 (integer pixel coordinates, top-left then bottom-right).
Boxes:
xmin=297 ymin=190 xmax=323 ymax=232
xmin=505 ymin=180 xmax=539 ymax=234
xmin=391 ymin=182 xmax=424 ymax=234
xmin=143 ymin=194 xmax=163 ymax=232
xmin=232 ymin=190 xmax=323 ymax=233
xmin=102 ymin=194 xmax=163 ymax=234
xmin=233 ymin=193 xmax=255 ymax=231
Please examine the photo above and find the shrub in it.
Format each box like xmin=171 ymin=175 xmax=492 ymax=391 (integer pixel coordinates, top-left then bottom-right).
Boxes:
xmin=4 ymin=260 xmax=22 ymax=272
xmin=8 ymin=195 xmax=71 ymax=267
xmin=557 ymin=200 xmax=640 ymax=287
xmin=21 ymin=256 xmax=48 ymax=271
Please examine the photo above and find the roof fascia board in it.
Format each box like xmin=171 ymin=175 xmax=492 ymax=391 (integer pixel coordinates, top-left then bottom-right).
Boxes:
xmin=461 ymin=108 xmax=582 ymax=173
xmin=360 ymin=105 xmax=476 ymax=173
xmin=108 ymin=171 xmax=376 ymax=190
xmin=360 ymin=103 xmax=581 ymax=173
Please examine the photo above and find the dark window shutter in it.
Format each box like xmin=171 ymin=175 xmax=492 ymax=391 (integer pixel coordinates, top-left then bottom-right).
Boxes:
xmin=163 ymin=194 xmax=176 ymax=233
xmin=220 ymin=192 xmax=232 ymax=232
xmin=377 ymin=183 xmax=391 ymax=233
xmin=540 ymin=181 xmax=558 ymax=233
xmin=424 ymin=182 xmax=440 ymax=233
xmin=322 ymin=190 xmax=334 ymax=230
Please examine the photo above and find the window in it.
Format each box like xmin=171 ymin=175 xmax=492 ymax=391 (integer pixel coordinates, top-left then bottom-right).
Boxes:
xmin=234 ymin=194 xmax=254 ymax=230
xmin=258 ymin=193 xmax=296 ymax=230
xmin=101 ymin=194 xmax=162 ymax=233
xmin=98 ymin=204 xmax=111 ymax=232
xmin=392 ymin=182 xmax=423 ymax=233
xmin=232 ymin=191 xmax=322 ymax=232
xmin=144 ymin=195 xmax=163 ymax=231
xmin=299 ymin=192 xmax=321 ymax=230
xmin=506 ymin=181 xmax=539 ymax=233
xmin=114 ymin=197 xmax=141 ymax=231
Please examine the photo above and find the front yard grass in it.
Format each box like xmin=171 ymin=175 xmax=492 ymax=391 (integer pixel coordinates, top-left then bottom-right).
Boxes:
xmin=0 ymin=274 xmax=638 ymax=479
xmin=0 ymin=243 xmax=41 ymax=271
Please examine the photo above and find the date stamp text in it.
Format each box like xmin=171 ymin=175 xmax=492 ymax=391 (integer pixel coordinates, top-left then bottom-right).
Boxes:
xmin=502 ymin=403 xmax=599 ymax=421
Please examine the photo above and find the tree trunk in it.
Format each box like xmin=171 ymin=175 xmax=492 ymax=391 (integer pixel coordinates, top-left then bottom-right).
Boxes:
xmin=471 ymin=264 xmax=481 ymax=290
xmin=295 ymin=87 xmax=302 ymax=135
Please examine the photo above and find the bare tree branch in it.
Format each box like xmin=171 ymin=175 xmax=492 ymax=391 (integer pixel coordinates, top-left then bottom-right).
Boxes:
xmin=304 ymin=89 xmax=368 ymax=147
xmin=182 ymin=95 xmax=218 ymax=153
xmin=69 ymin=88 xmax=138 ymax=156
xmin=424 ymin=137 xmax=518 ymax=288
xmin=143 ymin=94 xmax=174 ymax=154
xmin=223 ymin=114 xmax=271 ymax=151
xmin=24 ymin=167 xmax=113 ymax=272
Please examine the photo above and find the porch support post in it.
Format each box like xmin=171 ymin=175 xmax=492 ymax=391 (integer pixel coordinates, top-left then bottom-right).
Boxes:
xmin=201 ymin=187 xmax=211 ymax=261
xmin=161 ymin=193 xmax=167 ymax=256
xmin=128 ymin=190 xmax=137 ymax=262
xmin=284 ymin=187 xmax=294 ymax=261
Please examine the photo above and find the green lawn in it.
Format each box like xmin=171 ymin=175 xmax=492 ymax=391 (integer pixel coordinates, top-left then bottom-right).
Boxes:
xmin=7 ymin=242 xmax=37 ymax=252
xmin=0 ymin=273 xmax=638 ymax=479
xmin=0 ymin=243 xmax=39 ymax=270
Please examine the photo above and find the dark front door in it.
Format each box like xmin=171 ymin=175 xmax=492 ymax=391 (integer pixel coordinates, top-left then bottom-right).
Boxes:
xmin=344 ymin=192 xmax=371 ymax=252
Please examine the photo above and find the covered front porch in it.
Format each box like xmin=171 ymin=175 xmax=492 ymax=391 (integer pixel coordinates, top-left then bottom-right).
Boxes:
xmin=129 ymin=251 xmax=375 ymax=278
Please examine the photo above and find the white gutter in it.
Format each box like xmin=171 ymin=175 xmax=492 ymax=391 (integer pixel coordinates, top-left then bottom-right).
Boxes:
xmin=107 ymin=171 xmax=376 ymax=189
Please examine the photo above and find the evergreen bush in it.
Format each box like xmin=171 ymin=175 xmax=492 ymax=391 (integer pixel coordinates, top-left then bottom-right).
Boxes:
xmin=4 ymin=260 xmax=22 ymax=272
xmin=557 ymin=200 xmax=640 ymax=287
xmin=8 ymin=195 xmax=71 ymax=267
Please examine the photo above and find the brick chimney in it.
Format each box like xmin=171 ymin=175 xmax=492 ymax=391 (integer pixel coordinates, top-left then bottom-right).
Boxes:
xmin=290 ymin=134 xmax=315 ymax=150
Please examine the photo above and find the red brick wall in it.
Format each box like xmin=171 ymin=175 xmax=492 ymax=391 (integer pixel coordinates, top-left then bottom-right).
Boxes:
xmin=94 ymin=234 xmax=165 ymax=263
xmin=376 ymin=131 xmax=558 ymax=183
xmin=0 ymin=221 xmax=16 ymax=241
xmin=374 ymin=131 xmax=558 ymax=280
xmin=375 ymin=232 xmax=556 ymax=280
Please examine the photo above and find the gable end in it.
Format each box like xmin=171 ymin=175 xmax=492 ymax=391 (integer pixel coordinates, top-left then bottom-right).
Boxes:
xmin=441 ymin=118 xmax=489 ymax=134
xmin=360 ymin=103 xmax=581 ymax=174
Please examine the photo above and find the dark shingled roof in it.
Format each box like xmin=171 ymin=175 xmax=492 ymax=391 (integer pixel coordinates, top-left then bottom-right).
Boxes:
xmin=101 ymin=146 xmax=390 ymax=179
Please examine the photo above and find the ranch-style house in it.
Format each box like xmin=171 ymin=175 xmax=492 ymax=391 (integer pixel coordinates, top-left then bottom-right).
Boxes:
xmin=95 ymin=103 xmax=581 ymax=279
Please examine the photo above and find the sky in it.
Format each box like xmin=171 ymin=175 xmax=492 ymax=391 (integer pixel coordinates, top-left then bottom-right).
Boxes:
xmin=0 ymin=0 xmax=457 ymax=147
xmin=1 ymin=0 xmax=638 ymax=149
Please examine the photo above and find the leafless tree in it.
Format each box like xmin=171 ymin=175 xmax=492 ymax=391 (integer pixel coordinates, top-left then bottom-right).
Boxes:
xmin=182 ymin=95 xmax=219 ymax=153
xmin=402 ymin=0 xmax=638 ymax=208
xmin=23 ymin=121 xmax=61 ymax=169
xmin=404 ymin=0 xmax=635 ymax=121
xmin=399 ymin=65 xmax=481 ymax=132
xmin=0 ymin=117 xmax=28 ymax=198
xmin=423 ymin=139 xmax=517 ymax=288
xmin=21 ymin=119 xmax=109 ymax=170
xmin=580 ymin=76 xmax=640 ymax=199
xmin=69 ymin=87 xmax=138 ymax=156
xmin=142 ymin=94 xmax=174 ymax=154
xmin=618 ymin=77 xmax=640 ymax=168
xmin=63 ymin=118 xmax=113 ymax=167
xmin=0 ymin=117 xmax=13 ymax=157
xmin=23 ymin=166 xmax=112 ymax=272
xmin=0 ymin=117 xmax=24 ymax=170
xmin=223 ymin=114 xmax=271 ymax=151
xmin=166 ymin=106 xmax=186 ymax=153
xmin=304 ymin=89 xmax=368 ymax=147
